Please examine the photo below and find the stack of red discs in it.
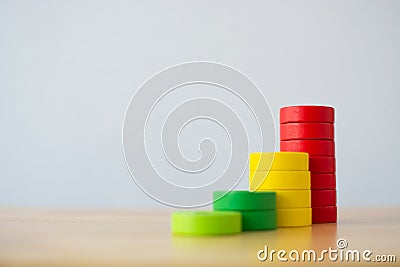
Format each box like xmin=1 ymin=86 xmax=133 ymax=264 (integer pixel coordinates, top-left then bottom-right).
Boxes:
xmin=280 ymin=106 xmax=337 ymax=224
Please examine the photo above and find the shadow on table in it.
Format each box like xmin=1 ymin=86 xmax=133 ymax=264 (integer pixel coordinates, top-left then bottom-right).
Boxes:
xmin=171 ymin=223 xmax=337 ymax=264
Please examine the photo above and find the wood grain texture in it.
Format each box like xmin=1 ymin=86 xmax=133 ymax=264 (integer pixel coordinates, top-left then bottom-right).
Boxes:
xmin=0 ymin=207 xmax=399 ymax=266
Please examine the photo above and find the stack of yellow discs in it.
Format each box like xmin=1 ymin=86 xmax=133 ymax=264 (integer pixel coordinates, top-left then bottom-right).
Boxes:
xmin=249 ymin=152 xmax=312 ymax=227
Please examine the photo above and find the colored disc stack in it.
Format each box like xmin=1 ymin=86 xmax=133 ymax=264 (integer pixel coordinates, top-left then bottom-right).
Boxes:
xmin=213 ymin=191 xmax=276 ymax=231
xmin=280 ymin=106 xmax=337 ymax=223
xmin=249 ymin=152 xmax=311 ymax=227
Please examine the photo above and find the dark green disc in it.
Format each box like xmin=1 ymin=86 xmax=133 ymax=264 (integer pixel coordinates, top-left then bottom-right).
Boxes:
xmin=213 ymin=191 xmax=276 ymax=210
xmin=241 ymin=210 xmax=277 ymax=231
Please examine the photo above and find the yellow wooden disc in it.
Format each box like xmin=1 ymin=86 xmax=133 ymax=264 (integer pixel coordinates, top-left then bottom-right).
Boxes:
xmin=277 ymin=208 xmax=312 ymax=227
xmin=249 ymin=170 xmax=310 ymax=190
xmin=249 ymin=152 xmax=309 ymax=171
xmin=252 ymin=189 xmax=310 ymax=208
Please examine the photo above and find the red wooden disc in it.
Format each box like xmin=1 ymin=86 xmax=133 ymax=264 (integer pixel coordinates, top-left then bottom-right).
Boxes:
xmin=280 ymin=140 xmax=335 ymax=156
xmin=309 ymin=157 xmax=336 ymax=173
xmin=311 ymin=173 xmax=336 ymax=190
xmin=312 ymin=206 xmax=337 ymax=224
xmin=280 ymin=106 xmax=334 ymax=124
xmin=280 ymin=123 xmax=334 ymax=141
xmin=311 ymin=190 xmax=336 ymax=207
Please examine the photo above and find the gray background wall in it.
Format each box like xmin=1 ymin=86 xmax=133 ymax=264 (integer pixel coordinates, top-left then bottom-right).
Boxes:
xmin=1 ymin=0 xmax=399 ymax=208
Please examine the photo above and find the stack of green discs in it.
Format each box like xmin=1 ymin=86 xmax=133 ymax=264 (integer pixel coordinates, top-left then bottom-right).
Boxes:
xmin=213 ymin=191 xmax=276 ymax=231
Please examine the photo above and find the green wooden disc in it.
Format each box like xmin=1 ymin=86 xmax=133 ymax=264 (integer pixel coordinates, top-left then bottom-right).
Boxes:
xmin=241 ymin=210 xmax=277 ymax=231
xmin=213 ymin=191 xmax=276 ymax=210
xmin=171 ymin=211 xmax=242 ymax=235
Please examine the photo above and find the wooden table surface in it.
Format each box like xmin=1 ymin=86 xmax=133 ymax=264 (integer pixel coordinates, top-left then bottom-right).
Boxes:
xmin=0 ymin=207 xmax=399 ymax=266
